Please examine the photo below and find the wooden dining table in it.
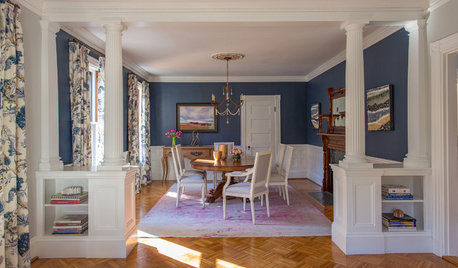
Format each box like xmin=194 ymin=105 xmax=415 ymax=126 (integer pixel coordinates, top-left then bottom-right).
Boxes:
xmin=191 ymin=156 xmax=255 ymax=203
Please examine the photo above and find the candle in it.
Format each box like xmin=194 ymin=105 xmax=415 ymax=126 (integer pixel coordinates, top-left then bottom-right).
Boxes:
xmin=212 ymin=94 xmax=215 ymax=103
xmin=240 ymin=94 xmax=243 ymax=102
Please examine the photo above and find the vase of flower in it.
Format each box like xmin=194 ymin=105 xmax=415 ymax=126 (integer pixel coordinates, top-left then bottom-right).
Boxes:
xmin=231 ymin=148 xmax=243 ymax=162
xmin=165 ymin=129 xmax=182 ymax=147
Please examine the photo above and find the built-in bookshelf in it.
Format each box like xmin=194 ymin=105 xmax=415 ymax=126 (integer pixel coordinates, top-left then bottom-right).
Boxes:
xmin=34 ymin=166 xmax=137 ymax=258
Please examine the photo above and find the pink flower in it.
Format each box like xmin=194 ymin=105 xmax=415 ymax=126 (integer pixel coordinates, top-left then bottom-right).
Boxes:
xmin=165 ymin=129 xmax=182 ymax=139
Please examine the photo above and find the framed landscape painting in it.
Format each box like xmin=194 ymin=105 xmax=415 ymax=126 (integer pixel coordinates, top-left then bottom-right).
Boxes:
xmin=176 ymin=103 xmax=217 ymax=132
xmin=366 ymin=84 xmax=393 ymax=131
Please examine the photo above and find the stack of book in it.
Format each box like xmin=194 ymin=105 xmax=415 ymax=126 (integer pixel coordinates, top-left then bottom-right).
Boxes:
xmin=50 ymin=192 xmax=88 ymax=204
xmin=382 ymin=184 xmax=413 ymax=200
xmin=382 ymin=213 xmax=417 ymax=232
xmin=52 ymin=214 xmax=88 ymax=234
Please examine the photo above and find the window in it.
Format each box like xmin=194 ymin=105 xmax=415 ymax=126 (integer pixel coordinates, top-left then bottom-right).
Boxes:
xmin=88 ymin=56 xmax=104 ymax=166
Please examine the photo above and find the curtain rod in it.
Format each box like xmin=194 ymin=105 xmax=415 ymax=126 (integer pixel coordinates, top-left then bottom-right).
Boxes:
xmin=69 ymin=39 xmax=105 ymax=58
xmin=6 ymin=0 xmax=20 ymax=9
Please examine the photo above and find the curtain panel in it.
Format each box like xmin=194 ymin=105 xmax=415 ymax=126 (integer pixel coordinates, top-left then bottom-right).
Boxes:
xmin=0 ymin=1 xmax=31 ymax=267
xmin=96 ymin=57 xmax=105 ymax=166
xmin=140 ymin=81 xmax=152 ymax=186
xmin=68 ymin=42 xmax=91 ymax=166
xmin=127 ymin=74 xmax=141 ymax=192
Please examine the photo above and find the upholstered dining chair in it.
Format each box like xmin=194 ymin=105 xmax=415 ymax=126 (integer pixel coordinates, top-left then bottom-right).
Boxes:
xmin=268 ymin=145 xmax=294 ymax=205
xmin=223 ymin=150 xmax=273 ymax=224
xmin=212 ymin=142 xmax=235 ymax=188
xmin=171 ymin=146 xmax=207 ymax=208
xmin=175 ymin=144 xmax=207 ymax=179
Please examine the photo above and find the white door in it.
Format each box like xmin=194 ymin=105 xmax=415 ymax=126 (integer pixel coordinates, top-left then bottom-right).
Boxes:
xmin=241 ymin=95 xmax=280 ymax=159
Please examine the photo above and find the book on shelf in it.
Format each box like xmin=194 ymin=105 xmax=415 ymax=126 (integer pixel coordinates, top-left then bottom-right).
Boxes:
xmin=52 ymin=214 xmax=88 ymax=235
xmin=382 ymin=213 xmax=416 ymax=222
xmin=383 ymin=219 xmax=416 ymax=227
xmin=51 ymin=191 xmax=88 ymax=200
xmin=50 ymin=199 xmax=88 ymax=204
xmin=382 ymin=185 xmax=411 ymax=194
xmin=53 ymin=223 xmax=88 ymax=231
xmin=382 ymin=213 xmax=417 ymax=231
xmin=382 ymin=193 xmax=414 ymax=200
xmin=53 ymin=214 xmax=88 ymax=225
xmin=385 ymin=226 xmax=417 ymax=232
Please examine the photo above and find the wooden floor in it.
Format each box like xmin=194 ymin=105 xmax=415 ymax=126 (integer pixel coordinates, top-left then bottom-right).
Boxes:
xmin=33 ymin=179 xmax=454 ymax=268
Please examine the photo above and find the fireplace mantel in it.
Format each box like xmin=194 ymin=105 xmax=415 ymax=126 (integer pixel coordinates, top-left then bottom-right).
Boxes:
xmin=318 ymin=132 xmax=345 ymax=192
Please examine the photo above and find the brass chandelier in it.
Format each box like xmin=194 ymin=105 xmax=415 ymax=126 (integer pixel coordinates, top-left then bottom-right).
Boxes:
xmin=211 ymin=52 xmax=245 ymax=124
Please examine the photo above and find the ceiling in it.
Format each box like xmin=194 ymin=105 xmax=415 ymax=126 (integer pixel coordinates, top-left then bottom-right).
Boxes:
xmin=72 ymin=22 xmax=381 ymax=80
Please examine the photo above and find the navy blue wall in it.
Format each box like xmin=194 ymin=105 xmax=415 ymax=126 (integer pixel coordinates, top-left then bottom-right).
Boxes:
xmin=150 ymin=82 xmax=307 ymax=146
xmin=56 ymin=30 xmax=144 ymax=164
xmin=306 ymin=29 xmax=409 ymax=161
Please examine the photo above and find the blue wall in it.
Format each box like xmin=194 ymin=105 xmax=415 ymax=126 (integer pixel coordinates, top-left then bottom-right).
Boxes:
xmin=150 ymin=82 xmax=307 ymax=146
xmin=306 ymin=29 xmax=409 ymax=161
xmin=56 ymin=30 xmax=144 ymax=164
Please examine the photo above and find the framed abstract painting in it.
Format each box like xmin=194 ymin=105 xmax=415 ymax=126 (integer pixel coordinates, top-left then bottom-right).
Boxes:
xmin=366 ymin=84 xmax=393 ymax=131
xmin=311 ymin=103 xmax=321 ymax=130
xmin=176 ymin=103 xmax=217 ymax=132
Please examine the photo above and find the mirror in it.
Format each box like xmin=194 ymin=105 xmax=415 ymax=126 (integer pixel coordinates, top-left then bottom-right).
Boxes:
xmin=319 ymin=87 xmax=345 ymax=133
xmin=332 ymin=96 xmax=345 ymax=127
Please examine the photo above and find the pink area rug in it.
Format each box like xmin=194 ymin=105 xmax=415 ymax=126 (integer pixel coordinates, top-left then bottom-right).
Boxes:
xmin=137 ymin=184 xmax=331 ymax=238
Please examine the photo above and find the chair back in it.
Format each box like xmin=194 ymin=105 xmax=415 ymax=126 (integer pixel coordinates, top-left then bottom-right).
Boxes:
xmin=280 ymin=146 xmax=294 ymax=180
xmin=176 ymin=144 xmax=186 ymax=176
xmin=170 ymin=146 xmax=182 ymax=179
xmin=250 ymin=151 xmax=273 ymax=193
xmin=275 ymin=144 xmax=286 ymax=172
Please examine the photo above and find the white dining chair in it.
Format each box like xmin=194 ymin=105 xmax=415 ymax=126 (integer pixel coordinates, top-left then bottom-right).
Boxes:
xmin=171 ymin=146 xmax=207 ymax=208
xmin=175 ymin=144 xmax=207 ymax=179
xmin=273 ymin=143 xmax=286 ymax=174
xmin=212 ymin=142 xmax=235 ymax=188
xmin=223 ymin=151 xmax=273 ymax=224
xmin=268 ymin=145 xmax=294 ymax=205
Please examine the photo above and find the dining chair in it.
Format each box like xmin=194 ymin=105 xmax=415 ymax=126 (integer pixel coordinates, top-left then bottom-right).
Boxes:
xmin=212 ymin=142 xmax=235 ymax=188
xmin=171 ymin=146 xmax=207 ymax=208
xmin=274 ymin=144 xmax=286 ymax=174
xmin=223 ymin=150 xmax=273 ymax=224
xmin=268 ymin=145 xmax=294 ymax=205
xmin=175 ymin=144 xmax=207 ymax=178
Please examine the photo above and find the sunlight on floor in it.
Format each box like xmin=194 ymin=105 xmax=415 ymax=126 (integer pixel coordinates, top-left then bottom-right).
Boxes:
xmin=216 ymin=259 xmax=246 ymax=268
xmin=138 ymin=238 xmax=201 ymax=267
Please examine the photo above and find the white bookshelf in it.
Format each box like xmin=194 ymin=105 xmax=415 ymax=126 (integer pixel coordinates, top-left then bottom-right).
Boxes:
xmin=33 ymin=166 xmax=138 ymax=258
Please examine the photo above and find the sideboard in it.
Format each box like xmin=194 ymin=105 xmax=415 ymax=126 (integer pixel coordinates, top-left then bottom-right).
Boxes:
xmin=161 ymin=146 xmax=213 ymax=181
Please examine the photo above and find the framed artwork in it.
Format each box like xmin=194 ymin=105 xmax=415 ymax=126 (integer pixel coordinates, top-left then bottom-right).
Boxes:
xmin=176 ymin=103 xmax=217 ymax=132
xmin=311 ymin=103 xmax=321 ymax=130
xmin=366 ymin=84 xmax=393 ymax=131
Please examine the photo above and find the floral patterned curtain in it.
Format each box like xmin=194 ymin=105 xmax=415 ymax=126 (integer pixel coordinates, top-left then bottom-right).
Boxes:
xmin=127 ymin=74 xmax=141 ymax=192
xmin=140 ymin=81 xmax=151 ymax=186
xmin=0 ymin=1 xmax=31 ymax=267
xmin=96 ymin=57 xmax=105 ymax=166
xmin=69 ymin=42 xmax=91 ymax=166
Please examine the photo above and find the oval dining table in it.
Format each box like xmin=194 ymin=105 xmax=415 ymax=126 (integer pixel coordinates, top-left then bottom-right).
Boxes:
xmin=191 ymin=156 xmax=255 ymax=203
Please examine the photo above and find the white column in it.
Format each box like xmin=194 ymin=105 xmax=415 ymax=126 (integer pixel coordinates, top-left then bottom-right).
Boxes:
xmin=39 ymin=20 xmax=63 ymax=171
xmin=340 ymin=21 xmax=372 ymax=168
xmin=100 ymin=22 xmax=126 ymax=169
xmin=403 ymin=18 xmax=429 ymax=168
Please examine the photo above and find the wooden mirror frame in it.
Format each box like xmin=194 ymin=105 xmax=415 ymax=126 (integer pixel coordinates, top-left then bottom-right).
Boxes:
xmin=319 ymin=87 xmax=345 ymax=133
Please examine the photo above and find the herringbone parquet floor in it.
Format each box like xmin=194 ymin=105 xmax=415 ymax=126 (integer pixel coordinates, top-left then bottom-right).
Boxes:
xmin=32 ymin=179 xmax=455 ymax=268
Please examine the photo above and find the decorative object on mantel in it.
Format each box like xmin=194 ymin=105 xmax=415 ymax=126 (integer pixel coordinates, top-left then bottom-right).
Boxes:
xmin=219 ymin=144 xmax=228 ymax=160
xmin=231 ymin=148 xmax=243 ymax=161
xmin=190 ymin=130 xmax=201 ymax=146
xmin=211 ymin=52 xmax=245 ymax=124
xmin=311 ymin=103 xmax=321 ymax=129
xmin=177 ymin=103 xmax=217 ymax=132
xmin=165 ymin=129 xmax=182 ymax=147
xmin=366 ymin=84 xmax=393 ymax=131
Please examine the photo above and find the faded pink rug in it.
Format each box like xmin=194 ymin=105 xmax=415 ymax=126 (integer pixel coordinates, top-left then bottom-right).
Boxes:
xmin=137 ymin=184 xmax=331 ymax=237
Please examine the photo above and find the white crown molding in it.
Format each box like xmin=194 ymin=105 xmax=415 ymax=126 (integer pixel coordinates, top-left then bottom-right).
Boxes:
xmin=304 ymin=26 xmax=402 ymax=82
xmin=148 ymin=75 xmax=307 ymax=83
xmin=41 ymin=0 xmax=428 ymax=23
xmin=17 ymin=0 xmax=43 ymax=15
xmin=61 ymin=26 xmax=150 ymax=81
xmin=428 ymin=0 xmax=450 ymax=12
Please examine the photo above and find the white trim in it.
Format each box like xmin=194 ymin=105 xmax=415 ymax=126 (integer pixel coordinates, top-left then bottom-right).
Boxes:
xmin=17 ymin=0 xmax=43 ymax=16
xmin=148 ymin=75 xmax=306 ymax=83
xmin=61 ymin=26 xmax=150 ymax=81
xmin=430 ymin=32 xmax=458 ymax=257
xmin=305 ymin=26 xmax=402 ymax=82
xmin=428 ymin=0 xmax=450 ymax=12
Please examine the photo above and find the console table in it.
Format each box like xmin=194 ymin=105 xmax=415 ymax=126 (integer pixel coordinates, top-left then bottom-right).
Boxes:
xmin=161 ymin=146 xmax=213 ymax=181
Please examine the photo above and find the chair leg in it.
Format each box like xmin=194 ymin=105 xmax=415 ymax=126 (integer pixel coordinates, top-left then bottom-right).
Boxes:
xmin=201 ymin=185 xmax=205 ymax=208
xmin=243 ymin=198 xmax=246 ymax=211
xmin=278 ymin=186 xmax=283 ymax=197
xmin=266 ymin=193 xmax=270 ymax=217
xmin=282 ymin=186 xmax=286 ymax=200
xmin=285 ymin=185 xmax=290 ymax=206
xmin=223 ymin=194 xmax=227 ymax=219
xmin=250 ymin=198 xmax=256 ymax=224
xmin=176 ymin=185 xmax=182 ymax=208
xmin=213 ymin=172 xmax=217 ymax=189
xmin=260 ymin=195 xmax=264 ymax=207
